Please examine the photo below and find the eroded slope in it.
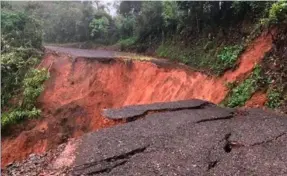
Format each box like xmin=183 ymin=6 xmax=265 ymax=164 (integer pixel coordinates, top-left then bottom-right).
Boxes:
xmin=1 ymin=31 xmax=274 ymax=167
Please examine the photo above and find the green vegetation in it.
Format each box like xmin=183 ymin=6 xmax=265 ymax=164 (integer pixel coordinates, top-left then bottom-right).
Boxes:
xmin=1 ymin=68 xmax=48 ymax=128
xmin=4 ymin=1 xmax=284 ymax=50
xmin=156 ymin=41 xmax=243 ymax=75
xmin=1 ymin=10 xmax=42 ymax=49
xmin=32 ymin=1 xmax=94 ymax=43
xmin=1 ymin=108 xmax=41 ymax=129
xmin=266 ymin=87 xmax=283 ymax=109
xmin=2 ymin=0 xmax=287 ymax=128
xmin=261 ymin=1 xmax=287 ymax=26
xmin=1 ymin=4 xmax=49 ymax=129
xmin=156 ymin=42 xmax=192 ymax=64
xmin=215 ymin=45 xmax=243 ymax=74
xmin=114 ymin=1 xmax=284 ymax=75
xmin=1 ymin=50 xmax=40 ymax=107
xmin=117 ymin=37 xmax=137 ymax=51
xmin=224 ymin=66 xmax=262 ymax=108
xmin=90 ymin=16 xmax=110 ymax=38
xmin=22 ymin=69 xmax=49 ymax=109
xmin=1 ymin=65 xmax=49 ymax=129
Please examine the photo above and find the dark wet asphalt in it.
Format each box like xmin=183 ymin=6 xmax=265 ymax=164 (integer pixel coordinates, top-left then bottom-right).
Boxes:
xmin=71 ymin=100 xmax=287 ymax=176
xmin=45 ymin=46 xmax=118 ymax=58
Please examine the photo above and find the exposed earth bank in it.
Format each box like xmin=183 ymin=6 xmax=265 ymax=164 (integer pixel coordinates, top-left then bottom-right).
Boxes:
xmin=1 ymin=31 xmax=275 ymax=169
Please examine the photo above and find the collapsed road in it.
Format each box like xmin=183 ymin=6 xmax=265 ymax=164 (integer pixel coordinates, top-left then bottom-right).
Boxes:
xmin=1 ymin=37 xmax=283 ymax=175
xmin=3 ymin=99 xmax=287 ymax=176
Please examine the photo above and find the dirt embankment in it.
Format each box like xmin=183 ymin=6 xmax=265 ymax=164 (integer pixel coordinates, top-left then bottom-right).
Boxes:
xmin=1 ymin=31 xmax=274 ymax=167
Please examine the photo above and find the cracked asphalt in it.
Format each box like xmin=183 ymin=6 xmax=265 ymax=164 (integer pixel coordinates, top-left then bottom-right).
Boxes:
xmin=72 ymin=100 xmax=287 ymax=176
xmin=3 ymin=100 xmax=287 ymax=176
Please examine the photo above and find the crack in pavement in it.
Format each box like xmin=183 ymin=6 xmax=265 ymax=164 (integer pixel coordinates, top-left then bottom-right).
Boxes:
xmin=207 ymin=160 xmax=218 ymax=170
xmin=205 ymin=131 xmax=287 ymax=174
xmin=72 ymin=146 xmax=148 ymax=175
xmin=205 ymin=133 xmax=232 ymax=172
xmin=250 ymin=132 xmax=287 ymax=147
xmin=125 ymin=102 xmax=211 ymax=122
xmin=223 ymin=132 xmax=287 ymax=151
xmin=196 ymin=114 xmax=234 ymax=124
xmin=84 ymin=160 xmax=127 ymax=176
xmin=103 ymin=100 xmax=212 ymax=121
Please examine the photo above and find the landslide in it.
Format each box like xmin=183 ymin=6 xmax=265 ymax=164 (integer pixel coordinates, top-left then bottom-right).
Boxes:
xmin=1 ymin=31 xmax=273 ymax=167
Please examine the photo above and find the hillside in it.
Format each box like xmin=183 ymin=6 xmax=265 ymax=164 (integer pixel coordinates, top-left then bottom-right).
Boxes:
xmin=1 ymin=1 xmax=287 ymax=175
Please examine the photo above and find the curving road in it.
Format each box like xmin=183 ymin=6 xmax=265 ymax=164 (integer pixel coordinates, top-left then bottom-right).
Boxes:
xmin=45 ymin=45 xmax=119 ymax=58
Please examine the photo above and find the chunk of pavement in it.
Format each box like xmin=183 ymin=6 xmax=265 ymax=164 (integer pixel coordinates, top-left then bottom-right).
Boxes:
xmin=102 ymin=99 xmax=211 ymax=120
xmin=72 ymin=105 xmax=232 ymax=175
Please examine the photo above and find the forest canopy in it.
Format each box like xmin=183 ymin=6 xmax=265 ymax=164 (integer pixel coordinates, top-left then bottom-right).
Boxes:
xmin=2 ymin=1 xmax=286 ymax=45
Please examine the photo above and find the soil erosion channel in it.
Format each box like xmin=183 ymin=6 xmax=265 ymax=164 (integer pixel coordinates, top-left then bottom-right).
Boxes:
xmin=1 ymin=32 xmax=273 ymax=167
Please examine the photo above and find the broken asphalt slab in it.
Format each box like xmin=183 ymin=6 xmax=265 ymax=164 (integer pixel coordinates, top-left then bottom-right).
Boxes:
xmin=3 ymin=99 xmax=287 ymax=176
xmin=102 ymin=99 xmax=212 ymax=121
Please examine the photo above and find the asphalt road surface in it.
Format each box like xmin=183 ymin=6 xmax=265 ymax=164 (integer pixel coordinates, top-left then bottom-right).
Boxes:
xmin=4 ymin=99 xmax=286 ymax=176
xmin=45 ymin=45 xmax=118 ymax=59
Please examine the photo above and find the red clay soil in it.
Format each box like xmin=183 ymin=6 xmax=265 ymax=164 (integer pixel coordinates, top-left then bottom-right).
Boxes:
xmin=245 ymin=91 xmax=267 ymax=108
xmin=222 ymin=31 xmax=274 ymax=82
xmin=1 ymin=31 xmax=274 ymax=167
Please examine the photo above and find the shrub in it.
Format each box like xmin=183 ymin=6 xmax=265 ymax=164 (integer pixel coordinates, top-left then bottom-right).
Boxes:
xmin=22 ymin=68 xmax=50 ymax=109
xmin=224 ymin=66 xmax=262 ymax=108
xmin=266 ymin=87 xmax=283 ymax=108
xmin=1 ymin=49 xmax=41 ymax=107
xmin=117 ymin=37 xmax=137 ymax=51
xmin=1 ymin=108 xmax=41 ymax=128
xmin=1 ymin=68 xmax=49 ymax=129
xmin=214 ymin=45 xmax=243 ymax=74
xmin=268 ymin=1 xmax=287 ymax=24
xmin=260 ymin=1 xmax=287 ymax=26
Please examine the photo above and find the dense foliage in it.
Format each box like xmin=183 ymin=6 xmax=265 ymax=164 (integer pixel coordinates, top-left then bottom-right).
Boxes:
xmin=23 ymin=1 xmax=94 ymax=43
xmin=1 ymin=4 xmax=48 ymax=129
xmin=113 ymin=1 xmax=287 ymax=75
xmin=1 ymin=10 xmax=42 ymax=49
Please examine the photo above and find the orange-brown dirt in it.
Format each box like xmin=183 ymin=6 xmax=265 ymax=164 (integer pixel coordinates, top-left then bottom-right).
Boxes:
xmin=245 ymin=91 xmax=267 ymax=108
xmin=222 ymin=31 xmax=273 ymax=82
xmin=1 ymin=31 xmax=274 ymax=167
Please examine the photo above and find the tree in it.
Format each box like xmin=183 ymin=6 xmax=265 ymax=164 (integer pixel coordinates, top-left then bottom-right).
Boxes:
xmin=89 ymin=16 xmax=110 ymax=39
xmin=119 ymin=1 xmax=142 ymax=16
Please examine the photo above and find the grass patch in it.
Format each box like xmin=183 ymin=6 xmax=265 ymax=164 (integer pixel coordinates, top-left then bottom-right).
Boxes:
xmin=223 ymin=66 xmax=262 ymax=108
xmin=156 ymin=40 xmax=243 ymax=75
xmin=115 ymin=52 xmax=154 ymax=61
